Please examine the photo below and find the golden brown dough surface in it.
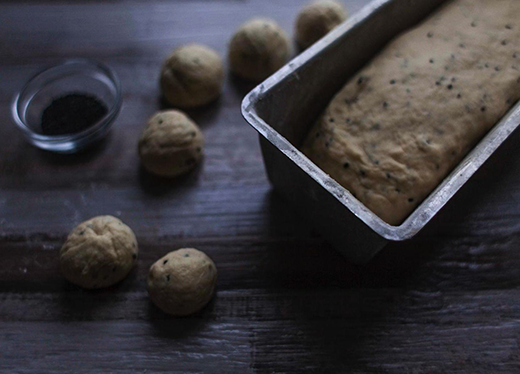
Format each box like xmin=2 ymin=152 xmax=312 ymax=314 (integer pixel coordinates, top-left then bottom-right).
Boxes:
xmin=302 ymin=0 xmax=520 ymax=225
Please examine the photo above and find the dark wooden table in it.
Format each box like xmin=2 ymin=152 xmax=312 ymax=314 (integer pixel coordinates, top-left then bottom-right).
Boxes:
xmin=2 ymin=1 xmax=520 ymax=372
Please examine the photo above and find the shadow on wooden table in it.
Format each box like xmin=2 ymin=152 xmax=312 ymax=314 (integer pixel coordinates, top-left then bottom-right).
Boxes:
xmin=137 ymin=162 xmax=203 ymax=197
xmin=56 ymin=267 xmax=140 ymax=321
xmin=246 ymin=186 xmax=449 ymax=369
xmin=262 ymin=188 xmax=438 ymax=288
xmin=146 ymin=295 xmax=216 ymax=339
xmin=36 ymin=132 xmax=111 ymax=166
xmin=227 ymin=73 xmax=257 ymax=100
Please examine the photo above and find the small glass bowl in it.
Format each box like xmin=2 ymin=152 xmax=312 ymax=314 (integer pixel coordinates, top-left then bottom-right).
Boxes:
xmin=12 ymin=59 xmax=122 ymax=153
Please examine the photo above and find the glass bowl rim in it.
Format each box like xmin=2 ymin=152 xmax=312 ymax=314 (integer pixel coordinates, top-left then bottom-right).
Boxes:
xmin=11 ymin=58 xmax=122 ymax=142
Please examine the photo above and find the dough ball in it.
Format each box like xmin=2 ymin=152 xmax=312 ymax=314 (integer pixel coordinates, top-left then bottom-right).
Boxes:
xmin=160 ymin=44 xmax=224 ymax=108
xmin=147 ymin=248 xmax=217 ymax=316
xmin=295 ymin=1 xmax=347 ymax=49
xmin=60 ymin=216 xmax=138 ymax=289
xmin=229 ymin=18 xmax=290 ymax=82
xmin=138 ymin=110 xmax=204 ymax=178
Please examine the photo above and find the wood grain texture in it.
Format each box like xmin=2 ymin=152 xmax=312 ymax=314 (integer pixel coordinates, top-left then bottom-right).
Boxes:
xmin=2 ymin=0 xmax=520 ymax=373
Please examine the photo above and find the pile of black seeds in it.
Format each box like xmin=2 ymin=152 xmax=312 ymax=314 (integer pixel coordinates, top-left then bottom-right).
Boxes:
xmin=41 ymin=93 xmax=108 ymax=135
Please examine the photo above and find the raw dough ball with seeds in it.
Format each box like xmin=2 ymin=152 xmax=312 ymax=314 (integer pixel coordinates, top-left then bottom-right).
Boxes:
xmin=60 ymin=216 xmax=138 ymax=289
xmin=147 ymin=248 xmax=217 ymax=316
xmin=229 ymin=18 xmax=290 ymax=82
xmin=160 ymin=44 xmax=224 ymax=108
xmin=138 ymin=110 xmax=204 ymax=178
xmin=296 ymin=0 xmax=347 ymax=49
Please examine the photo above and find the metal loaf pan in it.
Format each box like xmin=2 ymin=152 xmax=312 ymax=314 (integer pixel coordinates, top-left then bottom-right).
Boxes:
xmin=241 ymin=0 xmax=520 ymax=264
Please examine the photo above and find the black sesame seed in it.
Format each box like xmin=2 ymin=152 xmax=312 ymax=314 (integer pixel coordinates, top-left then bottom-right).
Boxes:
xmin=447 ymin=84 xmax=453 ymax=90
xmin=427 ymin=32 xmax=433 ymax=38
xmin=395 ymin=188 xmax=401 ymax=193
xmin=390 ymin=80 xmax=396 ymax=85
xmin=166 ymin=274 xmax=170 ymax=282
xmin=383 ymin=102 xmax=388 ymax=108
xmin=506 ymin=24 xmax=513 ymax=30
xmin=485 ymin=63 xmax=490 ymax=68
xmin=329 ymin=118 xmax=334 ymax=123
xmin=132 ymin=253 xmax=137 ymax=260
xmin=158 ymin=119 xmax=163 ymax=124
xmin=459 ymin=43 xmax=465 ymax=48
xmin=436 ymin=81 xmax=441 ymax=86
xmin=481 ymin=106 xmax=486 ymax=112
xmin=514 ymin=53 xmax=518 ymax=59
xmin=343 ymin=162 xmax=350 ymax=169
xmin=184 ymin=254 xmax=190 ymax=258
xmin=495 ymin=66 xmax=501 ymax=72
xmin=386 ymin=173 xmax=392 ymax=179
xmin=371 ymin=123 xmax=381 ymax=131
xmin=346 ymin=118 xmax=351 ymax=124
xmin=430 ymin=59 xmax=434 ymax=64
xmin=163 ymin=259 xmax=168 ymax=265
xmin=190 ymin=131 xmax=196 ymax=137
xmin=79 ymin=230 xmax=84 ymax=235
xmin=408 ymin=198 xmax=414 ymax=203
xmin=360 ymin=170 xmax=366 ymax=176
xmin=357 ymin=77 xmax=364 ymax=85
xmin=457 ymin=94 xmax=462 ymax=99
xmin=502 ymin=40 xmax=508 ymax=46
xmin=471 ymin=21 xmax=477 ymax=27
